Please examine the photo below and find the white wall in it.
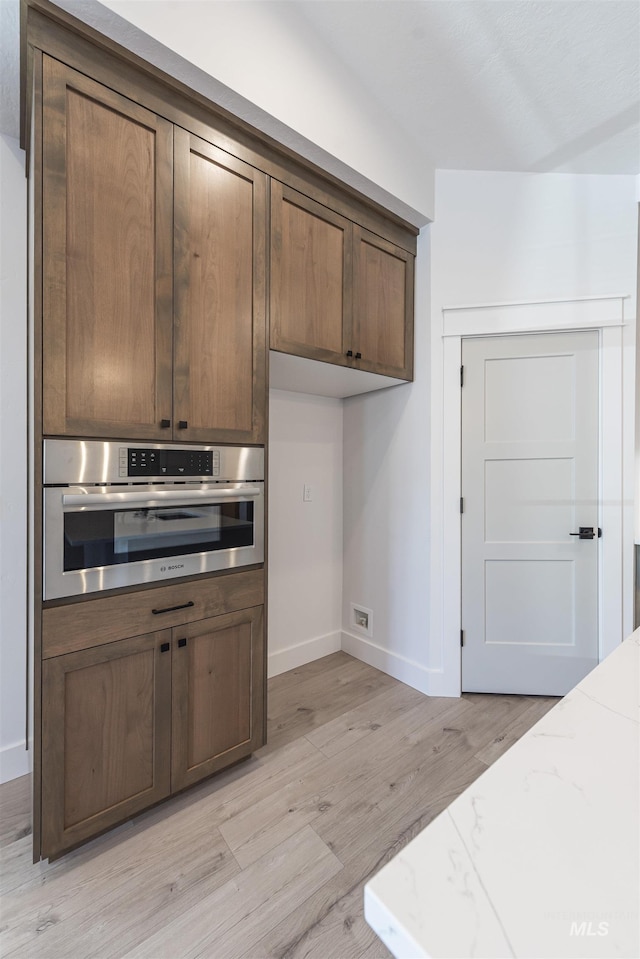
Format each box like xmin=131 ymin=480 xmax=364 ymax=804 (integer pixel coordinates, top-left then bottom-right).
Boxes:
xmin=342 ymin=171 xmax=637 ymax=699
xmin=636 ymin=179 xmax=640 ymax=549
xmin=268 ymin=390 xmax=343 ymax=676
xmin=634 ymin=181 xmax=639 ymax=629
xmin=428 ymin=171 xmax=638 ymax=693
xmin=0 ymin=133 xmax=28 ymax=782
xmin=431 ymin=172 xmax=637 ymax=305
xmin=341 ymin=229 xmax=432 ymax=693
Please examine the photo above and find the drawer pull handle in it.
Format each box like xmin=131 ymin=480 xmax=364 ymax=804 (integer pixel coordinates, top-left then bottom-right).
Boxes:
xmin=355 ymin=352 xmax=362 ymax=359
xmin=160 ymin=419 xmax=171 ymax=428
xmin=152 ymin=601 xmax=195 ymax=615
xmin=160 ymin=642 xmax=170 ymax=653
xmin=178 ymin=420 xmax=188 ymax=429
xmin=178 ymin=638 xmax=187 ymax=648
xmin=346 ymin=350 xmax=353 ymax=357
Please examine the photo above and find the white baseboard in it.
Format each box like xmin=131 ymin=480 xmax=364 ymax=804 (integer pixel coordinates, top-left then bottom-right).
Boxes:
xmin=421 ymin=667 xmax=460 ymax=698
xmin=0 ymin=741 xmax=30 ymax=784
xmin=269 ymin=629 xmax=459 ymax=697
xmin=341 ymin=630 xmax=454 ymax=697
xmin=268 ymin=630 xmax=342 ymax=678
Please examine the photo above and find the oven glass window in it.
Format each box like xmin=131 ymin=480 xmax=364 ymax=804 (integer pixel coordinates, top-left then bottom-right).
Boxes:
xmin=63 ymin=502 xmax=254 ymax=572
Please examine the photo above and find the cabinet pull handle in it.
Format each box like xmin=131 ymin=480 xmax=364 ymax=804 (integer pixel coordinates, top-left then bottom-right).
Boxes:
xmin=160 ymin=642 xmax=170 ymax=653
xmin=178 ymin=638 xmax=187 ymax=648
xmin=346 ymin=350 xmax=353 ymax=358
xmin=160 ymin=419 xmax=171 ymax=428
xmin=178 ymin=420 xmax=188 ymax=429
xmin=152 ymin=601 xmax=195 ymax=615
xmin=355 ymin=352 xmax=362 ymax=359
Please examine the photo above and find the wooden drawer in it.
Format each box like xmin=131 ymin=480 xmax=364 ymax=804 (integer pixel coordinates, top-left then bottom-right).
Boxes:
xmin=42 ymin=569 xmax=265 ymax=659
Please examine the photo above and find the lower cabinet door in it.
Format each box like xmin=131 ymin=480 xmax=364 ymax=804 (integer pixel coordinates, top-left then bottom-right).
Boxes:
xmin=41 ymin=630 xmax=172 ymax=859
xmin=171 ymin=606 xmax=265 ymax=792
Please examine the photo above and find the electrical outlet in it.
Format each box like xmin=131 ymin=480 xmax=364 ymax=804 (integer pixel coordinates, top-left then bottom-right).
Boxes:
xmin=303 ymin=484 xmax=312 ymax=502
xmin=351 ymin=603 xmax=373 ymax=637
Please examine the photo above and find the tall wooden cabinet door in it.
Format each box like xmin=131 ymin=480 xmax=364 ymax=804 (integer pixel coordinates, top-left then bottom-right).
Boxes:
xmin=41 ymin=630 xmax=172 ymax=859
xmin=174 ymin=129 xmax=267 ymax=444
xmin=352 ymin=226 xmax=414 ymax=380
xmin=270 ymin=181 xmax=352 ymax=364
xmin=171 ymin=606 xmax=265 ymax=792
xmin=41 ymin=57 xmax=174 ymax=440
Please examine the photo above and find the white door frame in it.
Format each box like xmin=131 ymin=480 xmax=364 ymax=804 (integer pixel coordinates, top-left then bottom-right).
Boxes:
xmin=430 ymin=294 xmax=631 ymax=697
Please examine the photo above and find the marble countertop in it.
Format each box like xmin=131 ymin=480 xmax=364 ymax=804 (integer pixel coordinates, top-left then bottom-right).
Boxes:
xmin=364 ymin=629 xmax=640 ymax=958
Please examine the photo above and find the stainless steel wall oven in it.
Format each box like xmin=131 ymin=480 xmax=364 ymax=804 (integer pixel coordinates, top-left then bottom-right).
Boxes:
xmin=43 ymin=440 xmax=265 ymax=600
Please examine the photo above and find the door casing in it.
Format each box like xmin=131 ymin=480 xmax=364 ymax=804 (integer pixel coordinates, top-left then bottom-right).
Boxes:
xmin=430 ymin=296 xmax=629 ymax=697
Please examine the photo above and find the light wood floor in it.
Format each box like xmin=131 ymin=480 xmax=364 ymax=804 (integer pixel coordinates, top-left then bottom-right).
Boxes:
xmin=0 ymin=652 xmax=558 ymax=959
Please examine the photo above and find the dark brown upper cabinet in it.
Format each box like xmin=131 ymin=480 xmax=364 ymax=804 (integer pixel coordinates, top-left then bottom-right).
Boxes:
xmin=42 ymin=57 xmax=174 ymax=441
xmin=270 ymin=181 xmax=352 ymax=364
xmin=173 ymin=130 xmax=266 ymax=445
xmin=41 ymin=57 xmax=266 ymax=444
xmin=270 ymin=181 xmax=414 ymax=382
xmin=352 ymin=226 xmax=414 ymax=380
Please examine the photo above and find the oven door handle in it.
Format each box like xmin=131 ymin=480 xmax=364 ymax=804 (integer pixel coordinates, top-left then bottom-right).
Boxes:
xmin=61 ymin=486 xmax=263 ymax=511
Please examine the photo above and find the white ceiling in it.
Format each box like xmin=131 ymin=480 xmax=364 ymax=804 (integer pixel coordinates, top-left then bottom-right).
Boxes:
xmin=1 ymin=0 xmax=639 ymax=176
xmin=295 ymin=0 xmax=640 ymax=176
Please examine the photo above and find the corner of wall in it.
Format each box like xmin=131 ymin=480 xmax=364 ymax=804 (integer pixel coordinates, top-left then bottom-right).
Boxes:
xmin=0 ymin=133 xmax=28 ymax=784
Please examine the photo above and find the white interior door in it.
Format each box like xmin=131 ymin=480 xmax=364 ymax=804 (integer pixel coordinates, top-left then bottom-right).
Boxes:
xmin=461 ymin=331 xmax=599 ymax=695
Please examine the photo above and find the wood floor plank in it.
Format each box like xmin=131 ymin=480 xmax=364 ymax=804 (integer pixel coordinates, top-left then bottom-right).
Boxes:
xmin=0 ymin=653 xmax=558 ymax=959
xmin=219 ymin=694 xmax=471 ymax=869
xmin=357 ymin=938 xmax=394 ymax=959
xmin=277 ymin=762 xmax=491 ymax=959
xmin=167 ymin=733 xmax=325 ymax=832
xmin=313 ymin=694 xmax=540 ymax=868
xmin=1 ymin=804 xmax=239 ymax=958
xmin=0 ymin=834 xmax=37 ymax=900
xmin=0 ymin=774 xmax=31 ymax=848
xmin=249 ymin=755 xmax=488 ymax=959
xmin=121 ymin=826 xmax=342 ymax=959
xmin=305 ymin=681 xmax=426 ymax=758
xmin=249 ymin=698 xmax=545 ymax=958
xmin=265 ymin=653 xmax=398 ymax=753
xmin=473 ymin=694 xmax=559 ymax=766
xmin=281 ymin=877 xmax=381 ymax=959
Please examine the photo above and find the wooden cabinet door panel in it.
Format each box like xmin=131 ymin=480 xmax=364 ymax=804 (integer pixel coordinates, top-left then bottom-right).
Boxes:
xmin=352 ymin=226 xmax=414 ymax=380
xmin=42 ymin=57 xmax=173 ymax=439
xmin=41 ymin=630 xmax=171 ymax=859
xmin=174 ymin=129 xmax=267 ymax=444
xmin=171 ymin=606 xmax=264 ymax=792
xmin=270 ymin=182 xmax=352 ymax=364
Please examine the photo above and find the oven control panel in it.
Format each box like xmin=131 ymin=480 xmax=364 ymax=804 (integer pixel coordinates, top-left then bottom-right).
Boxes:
xmin=43 ymin=440 xmax=263 ymax=486
xmin=120 ymin=447 xmax=220 ymax=478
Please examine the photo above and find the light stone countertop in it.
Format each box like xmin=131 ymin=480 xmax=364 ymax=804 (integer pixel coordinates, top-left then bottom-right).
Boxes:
xmin=364 ymin=629 xmax=640 ymax=959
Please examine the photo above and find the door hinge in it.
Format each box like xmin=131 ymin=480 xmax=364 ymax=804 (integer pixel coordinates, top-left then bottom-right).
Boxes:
xmin=460 ymin=629 xmax=465 ymax=647
xmin=460 ymin=365 xmax=464 ymax=387
xmin=460 ymin=497 xmax=464 ymax=514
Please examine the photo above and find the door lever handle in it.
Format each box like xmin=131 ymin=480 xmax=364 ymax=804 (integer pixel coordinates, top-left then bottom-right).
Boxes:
xmin=569 ymin=527 xmax=601 ymax=540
